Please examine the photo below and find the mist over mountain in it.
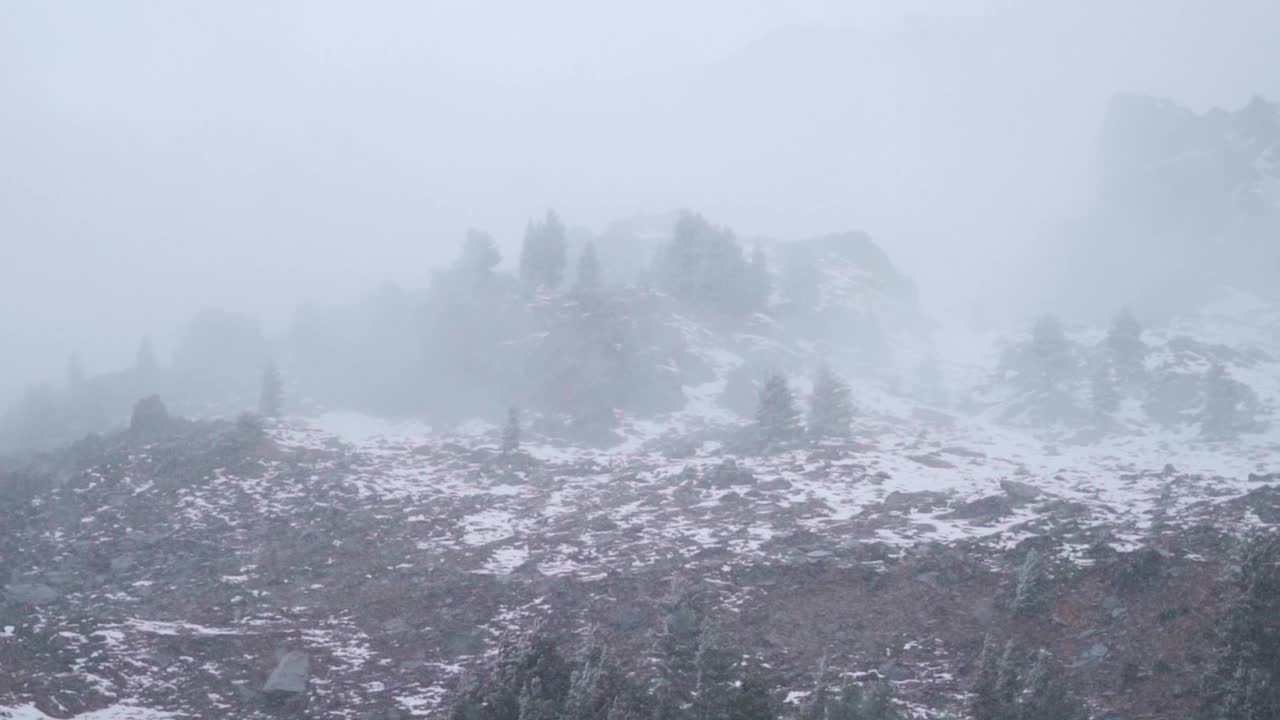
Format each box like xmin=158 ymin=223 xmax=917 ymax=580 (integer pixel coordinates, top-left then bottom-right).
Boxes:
xmin=5 ymin=3 xmax=1280 ymax=719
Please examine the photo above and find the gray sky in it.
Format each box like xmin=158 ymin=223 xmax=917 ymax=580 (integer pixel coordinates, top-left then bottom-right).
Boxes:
xmin=3 ymin=0 xmax=1278 ymax=398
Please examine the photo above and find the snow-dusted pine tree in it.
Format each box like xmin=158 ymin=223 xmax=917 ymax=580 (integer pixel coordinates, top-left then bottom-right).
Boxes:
xmin=502 ymin=406 xmax=521 ymax=453
xmin=808 ymin=365 xmax=854 ymax=441
xmin=755 ymin=372 xmax=801 ymax=449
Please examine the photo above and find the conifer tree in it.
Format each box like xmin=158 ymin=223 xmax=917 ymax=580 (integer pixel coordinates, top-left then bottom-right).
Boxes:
xmin=574 ymin=241 xmax=602 ymax=293
xmin=1202 ymin=531 xmax=1280 ymax=718
xmin=503 ymin=407 xmax=521 ymax=453
xmin=565 ymin=632 xmax=622 ymax=720
xmin=1090 ymin=363 xmax=1120 ymax=416
xmin=969 ymin=635 xmax=1004 ymax=720
xmin=65 ymin=352 xmax=85 ymax=390
xmin=692 ymin=623 xmax=736 ymax=720
xmin=258 ymin=362 xmax=283 ymax=418
xmin=755 ymin=372 xmax=801 ymax=449
xmin=458 ymin=229 xmax=502 ymax=275
xmin=1019 ymin=650 xmax=1089 ymax=720
xmin=1104 ymin=308 xmax=1146 ymax=383
xmin=808 ymin=365 xmax=854 ymax=441
xmin=1030 ymin=314 xmax=1071 ymax=390
xmin=520 ymin=210 xmax=569 ymax=291
xmin=1013 ymin=547 xmax=1046 ymax=615
xmin=746 ymin=244 xmax=771 ymax=311
xmin=135 ymin=337 xmax=158 ymax=376
xmin=1203 ymin=364 xmax=1241 ymax=439
xmin=727 ymin=672 xmax=774 ymax=720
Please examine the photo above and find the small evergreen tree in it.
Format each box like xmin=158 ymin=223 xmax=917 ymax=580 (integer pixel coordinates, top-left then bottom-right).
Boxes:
xmin=135 ymin=337 xmax=159 ymax=376
xmin=574 ymin=241 xmax=603 ymax=293
xmin=1030 ymin=314 xmax=1071 ymax=390
xmin=65 ymin=352 xmax=85 ymax=389
xmin=969 ymin=635 xmax=1004 ymax=720
xmin=755 ymin=372 xmax=801 ymax=449
xmin=258 ymin=362 xmax=283 ymax=418
xmin=782 ymin=250 xmax=820 ymax=308
xmin=565 ymin=632 xmax=623 ymax=720
xmin=1019 ymin=650 xmax=1089 ymax=720
xmin=692 ymin=623 xmax=736 ymax=720
xmin=1202 ymin=531 xmax=1280 ymax=718
xmin=1203 ymin=364 xmax=1242 ymax=439
xmin=1104 ymin=308 xmax=1145 ymax=383
xmin=746 ymin=244 xmax=771 ymax=311
xmin=503 ymin=407 xmax=521 ymax=453
xmin=808 ymin=365 xmax=854 ymax=441
xmin=651 ymin=579 xmax=706 ymax=715
xmin=1013 ymin=547 xmax=1046 ymax=615
xmin=458 ymin=229 xmax=502 ymax=276
xmin=520 ymin=210 xmax=569 ymax=291
xmin=727 ymin=672 xmax=774 ymax=720
xmin=1090 ymin=363 xmax=1120 ymax=416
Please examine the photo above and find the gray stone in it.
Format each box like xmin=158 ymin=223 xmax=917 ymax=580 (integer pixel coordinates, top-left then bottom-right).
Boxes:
xmin=263 ymin=650 xmax=310 ymax=695
xmin=4 ymin=583 xmax=59 ymax=604
xmin=878 ymin=660 xmax=915 ymax=681
xmin=1000 ymin=479 xmax=1042 ymax=502
xmin=1080 ymin=642 xmax=1109 ymax=662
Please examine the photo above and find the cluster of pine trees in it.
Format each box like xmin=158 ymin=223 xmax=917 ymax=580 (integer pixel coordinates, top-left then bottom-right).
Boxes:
xmin=1199 ymin=530 xmax=1280 ymax=718
xmin=451 ymin=582 xmax=906 ymax=720
xmin=968 ymin=636 xmax=1090 ymax=720
xmin=753 ymin=366 xmax=854 ymax=451
xmin=1007 ymin=308 xmax=1259 ymax=437
xmin=651 ymin=212 xmax=770 ymax=315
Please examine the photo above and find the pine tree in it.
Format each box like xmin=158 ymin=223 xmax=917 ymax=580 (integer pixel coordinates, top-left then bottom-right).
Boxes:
xmin=782 ymin=250 xmax=820 ymax=308
xmin=520 ymin=210 xmax=569 ymax=291
xmin=858 ymin=682 xmax=901 ymax=720
xmin=1203 ymin=364 xmax=1241 ymax=439
xmin=727 ymin=672 xmax=774 ymax=720
xmin=135 ymin=337 xmax=158 ymax=376
xmin=1090 ymin=363 xmax=1120 ymax=416
xmin=799 ymin=657 xmax=831 ymax=720
xmin=1104 ymin=308 xmax=1145 ymax=383
xmin=1019 ymin=650 xmax=1088 ymax=720
xmin=994 ymin=640 xmax=1021 ymax=716
xmin=458 ymin=229 xmax=502 ymax=275
xmin=652 ymin=579 xmax=707 ymax=716
xmin=755 ymin=372 xmax=801 ymax=449
xmin=692 ymin=623 xmax=736 ymax=720
xmin=969 ymin=635 xmax=1004 ymax=720
xmin=65 ymin=352 xmax=85 ymax=389
xmin=808 ymin=365 xmax=854 ymax=441
xmin=574 ymin=241 xmax=603 ymax=293
xmin=258 ymin=362 xmax=283 ymax=418
xmin=1030 ymin=314 xmax=1071 ymax=390
xmin=653 ymin=211 xmax=754 ymax=314
xmin=1203 ymin=531 xmax=1280 ymax=718
xmin=565 ymin=632 xmax=621 ymax=720
xmin=1013 ymin=547 xmax=1046 ymax=615
xmin=503 ymin=407 xmax=521 ymax=453
xmin=746 ymin=244 xmax=771 ymax=311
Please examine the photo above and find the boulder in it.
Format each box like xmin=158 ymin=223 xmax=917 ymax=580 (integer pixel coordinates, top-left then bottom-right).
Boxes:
xmin=263 ymin=650 xmax=310 ymax=706
xmin=1000 ymin=479 xmax=1042 ymax=502
xmin=882 ymin=490 xmax=949 ymax=512
xmin=4 ymin=582 xmax=59 ymax=604
xmin=944 ymin=495 xmax=1013 ymax=521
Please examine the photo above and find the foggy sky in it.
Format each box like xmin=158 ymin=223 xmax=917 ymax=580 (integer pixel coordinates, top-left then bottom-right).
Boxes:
xmin=3 ymin=0 xmax=1279 ymax=401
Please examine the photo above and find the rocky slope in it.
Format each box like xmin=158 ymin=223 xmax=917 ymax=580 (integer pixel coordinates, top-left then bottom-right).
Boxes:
xmin=4 ymin=303 xmax=1280 ymax=718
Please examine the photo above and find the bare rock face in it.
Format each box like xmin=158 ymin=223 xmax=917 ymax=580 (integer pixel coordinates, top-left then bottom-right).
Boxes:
xmin=129 ymin=395 xmax=171 ymax=438
xmin=263 ymin=650 xmax=310 ymax=711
